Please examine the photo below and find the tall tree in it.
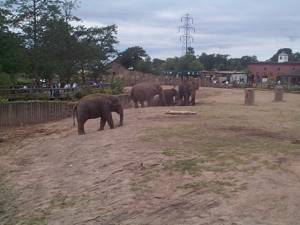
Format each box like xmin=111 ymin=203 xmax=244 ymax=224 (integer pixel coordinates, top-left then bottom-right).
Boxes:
xmin=74 ymin=25 xmax=118 ymax=83
xmin=38 ymin=18 xmax=77 ymax=82
xmin=117 ymin=46 xmax=148 ymax=69
xmin=0 ymin=7 xmax=28 ymax=76
xmin=4 ymin=0 xmax=62 ymax=80
xmin=61 ymin=0 xmax=80 ymax=22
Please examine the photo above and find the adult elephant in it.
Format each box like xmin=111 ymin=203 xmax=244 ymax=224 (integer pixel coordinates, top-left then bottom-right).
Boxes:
xmin=178 ymin=79 xmax=199 ymax=106
xmin=130 ymin=82 xmax=166 ymax=108
xmin=73 ymin=94 xmax=124 ymax=135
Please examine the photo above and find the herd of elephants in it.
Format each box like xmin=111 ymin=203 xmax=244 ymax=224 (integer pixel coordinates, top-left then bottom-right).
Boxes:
xmin=73 ymin=79 xmax=199 ymax=135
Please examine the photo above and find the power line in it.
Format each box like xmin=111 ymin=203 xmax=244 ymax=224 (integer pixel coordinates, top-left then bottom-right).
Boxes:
xmin=179 ymin=13 xmax=195 ymax=55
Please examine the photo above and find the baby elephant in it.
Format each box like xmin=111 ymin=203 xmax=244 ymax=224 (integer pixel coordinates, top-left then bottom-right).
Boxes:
xmin=164 ymin=88 xmax=179 ymax=106
xmin=73 ymin=94 xmax=124 ymax=135
xmin=151 ymin=88 xmax=179 ymax=106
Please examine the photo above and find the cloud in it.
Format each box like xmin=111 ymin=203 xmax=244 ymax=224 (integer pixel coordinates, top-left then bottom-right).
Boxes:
xmin=74 ymin=0 xmax=300 ymax=60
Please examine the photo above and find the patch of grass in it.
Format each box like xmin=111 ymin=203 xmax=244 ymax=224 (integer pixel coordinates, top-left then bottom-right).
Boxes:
xmin=164 ymin=159 xmax=203 ymax=176
xmin=20 ymin=214 xmax=48 ymax=225
xmin=178 ymin=180 xmax=237 ymax=196
xmin=162 ymin=148 xmax=179 ymax=156
xmin=154 ymin=123 xmax=300 ymax=178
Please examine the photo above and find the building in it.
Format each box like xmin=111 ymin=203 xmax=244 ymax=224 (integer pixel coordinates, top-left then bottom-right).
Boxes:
xmin=278 ymin=52 xmax=289 ymax=63
xmin=248 ymin=52 xmax=300 ymax=85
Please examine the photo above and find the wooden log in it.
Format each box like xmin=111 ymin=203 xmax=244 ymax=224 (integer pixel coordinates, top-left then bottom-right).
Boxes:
xmin=274 ymin=85 xmax=284 ymax=102
xmin=166 ymin=110 xmax=197 ymax=115
xmin=244 ymin=88 xmax=255 ymax=105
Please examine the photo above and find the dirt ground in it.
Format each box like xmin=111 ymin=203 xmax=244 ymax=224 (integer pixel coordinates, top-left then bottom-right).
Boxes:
xmin=1 ymin=87 xmax=300 ymax=225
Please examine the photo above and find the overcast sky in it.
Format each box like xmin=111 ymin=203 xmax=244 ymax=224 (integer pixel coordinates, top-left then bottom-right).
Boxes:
xmin=74 ymin=0 xmax=300 ymax=61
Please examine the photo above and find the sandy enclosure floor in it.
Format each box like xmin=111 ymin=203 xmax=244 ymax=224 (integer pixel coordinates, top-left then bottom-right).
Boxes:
xmin=1 ymin=87 xmax=300 ymax=225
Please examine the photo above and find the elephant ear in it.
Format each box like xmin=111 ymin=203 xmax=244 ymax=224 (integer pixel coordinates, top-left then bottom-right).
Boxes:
xmin=108 ymin=98 xmax=121 ymax=111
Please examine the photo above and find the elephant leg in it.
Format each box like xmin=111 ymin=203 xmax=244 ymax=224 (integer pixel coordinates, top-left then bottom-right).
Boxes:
xmin=140 ymin=101 xmax=145 ymax=108
xmin=191 ymin=93 xmax=196 ymax=106
xmin=147 ymin=98 xmax=153 ymax=107
xmin=134 ymin=100 xmax=139 ymax=108
xmin=98 ymin=117 xmax=106 ymax=131
xmin=184 ymin=95 xmax=189 ymax=106
xmin=78 ymin=120 xmax=85 ymax=135
xmin=107 ymin=112 xmax=114 ymax=129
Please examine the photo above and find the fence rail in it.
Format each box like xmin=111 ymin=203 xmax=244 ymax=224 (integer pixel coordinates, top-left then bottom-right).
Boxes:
xmin=0 ymin=101 xmax=73 ymax=127
xmin=0 ymin=94 xmax=131 ymax=127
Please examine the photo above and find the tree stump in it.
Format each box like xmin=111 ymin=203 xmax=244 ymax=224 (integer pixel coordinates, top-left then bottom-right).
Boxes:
xmin=244 ymin=88 xmax=255 ymax=105
xmin=274 ymin=85 xmax=284 ymax=102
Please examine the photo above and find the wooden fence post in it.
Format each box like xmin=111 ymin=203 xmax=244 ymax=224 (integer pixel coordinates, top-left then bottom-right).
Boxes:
xmin=245 ymin=88 xmax=255 ymax=105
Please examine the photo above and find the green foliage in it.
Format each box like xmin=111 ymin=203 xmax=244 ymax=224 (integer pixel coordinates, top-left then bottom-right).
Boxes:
xmin=0 ymin=8 xmax=29 ymax=74
xmin=0 ymin=72 xmax=12 ymax=85
xmin=74 ymin=86 xmax=93 ymax=99
xmin=74 ymin=25 xmax=118 ymax=83
xmin=135 ymin=56 xmax=152 ymax=73
xmin=0 ymin=96 xmax=9 ymax=103
xmin=110 ymin=77 xmax=124 ymax=95
xmin=117 ymin=46 xmax=148 ymax=69
xmin=3 ymin=0 xmax=118 ymax=84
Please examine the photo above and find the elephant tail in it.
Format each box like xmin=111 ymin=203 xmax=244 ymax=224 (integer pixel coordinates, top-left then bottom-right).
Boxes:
xmin=72 ymin=104 xmax=77 ymax=127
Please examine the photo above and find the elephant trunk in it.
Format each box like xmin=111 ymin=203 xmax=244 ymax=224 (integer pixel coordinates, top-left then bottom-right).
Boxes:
xmin=118 ymin=105 xmax=124 ymax=127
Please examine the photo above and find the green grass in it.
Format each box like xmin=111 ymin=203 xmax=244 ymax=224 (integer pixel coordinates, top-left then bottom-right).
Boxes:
xmin=177 ymin=180 xmax=237 ymax=196
xmin=164 ymin=159 xmax=203 ymax=176
xmin=139 ymin=120 xmax=300 ymax=195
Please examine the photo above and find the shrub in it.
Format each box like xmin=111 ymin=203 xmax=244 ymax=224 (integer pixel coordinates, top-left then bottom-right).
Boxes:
xmin=74 ymin=86 xmax=93 ymax=99
xmin=110 ymin=77 xmax=124 ymax=95
xmin=0 ymin=96 xmax=9 ymax=103
xmin=0 ymin=72 xmax=13 ymax=86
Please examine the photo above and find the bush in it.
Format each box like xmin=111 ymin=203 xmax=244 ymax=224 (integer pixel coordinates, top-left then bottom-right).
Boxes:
xmin=110 ymin=77 xmax=124 ymax=95
xmin=0 ymin=72 xmax=13 ymax=86
xmin=74 ymin=86 xmax=93 ymax=99
xmin=0 ymin=96 xmax=9 ymax=103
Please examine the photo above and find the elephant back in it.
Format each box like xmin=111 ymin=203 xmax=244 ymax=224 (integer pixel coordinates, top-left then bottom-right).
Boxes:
xmin=131 ymin=82 xmax=162 ymax=100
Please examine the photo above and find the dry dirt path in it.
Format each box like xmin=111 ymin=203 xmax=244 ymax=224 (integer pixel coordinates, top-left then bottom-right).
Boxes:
xmin=0 ymin=88 xmax=300 ymax=225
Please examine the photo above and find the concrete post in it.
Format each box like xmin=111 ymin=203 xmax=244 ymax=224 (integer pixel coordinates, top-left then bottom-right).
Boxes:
xmin=245 ymin=88 xmax=255 ymax=105
xmin=274 ymin=85 xmax=284 ymax=102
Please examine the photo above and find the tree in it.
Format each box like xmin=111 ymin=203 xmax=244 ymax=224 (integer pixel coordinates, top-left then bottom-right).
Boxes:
xmin=61 ymin=0 xmax=80 ymax=22
xmin=117 ymin=46 xmax=148 ymax=69
xmin=293 ymin=52 xmax=300 ymax=61
xmin=269 ymin=48 xmax=295 ymax=62
xmin=74 ymin=25 xmax=118 ymax=83
xmin=0 ymin=8 xmax=29 ymax=76
xmin=152 ymin=58 xmax=165 ymax=75
xmin=136 ymin=56 xmax=152 ymax=73
xmin=38 ymin=18 xmax=77 ymax=82
xmin=4 ymin=0 xmax=65 ymax=80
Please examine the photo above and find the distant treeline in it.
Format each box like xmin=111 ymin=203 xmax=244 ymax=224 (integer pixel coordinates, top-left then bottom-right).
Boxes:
xmin=1 ymin=0 xmax=300 ymax=86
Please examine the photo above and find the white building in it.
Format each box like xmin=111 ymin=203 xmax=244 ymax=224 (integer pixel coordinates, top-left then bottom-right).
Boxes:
xmin=278 ymin=52 xmax=289 ymax=63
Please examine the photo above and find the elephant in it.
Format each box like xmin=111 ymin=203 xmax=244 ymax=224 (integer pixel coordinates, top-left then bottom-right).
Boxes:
xmin=178 ymin=79 xmax=199 ymax=106
xmin=130 ymin=82 xmax=166 ymax=108
xmin=73 ymin=94 xmax=124 ymax=135
xmin=164 ymin=88 xmax=179 ymax=106
xmin=151 ymin=88 xmax=179 ymax=106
